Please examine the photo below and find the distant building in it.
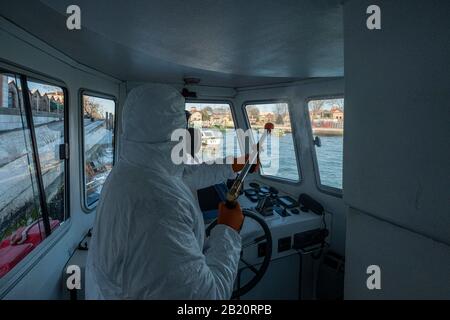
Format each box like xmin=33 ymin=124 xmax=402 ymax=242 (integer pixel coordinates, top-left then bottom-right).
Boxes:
xmin=29 ymin=89 xmax=63 ymax=113
xmin=264 ymin=113 xmax=275 ymax=123
xmin=8 ymin=80 xmax=22 ymax=109
xmin=189 ymin=111 xmax=203 ymax=127
xmin=309 ymin=111 xmax=319 ymax=120
xmin=330 ymin=106 xmax=344 ymax=120
xmin=30 ymin=90 xmax=48 ymax=111
xmin=248 ymin=115 xmax=258 ymax=125
xmin=321 ymin=110 xmax=333 ymax=119
xmin=190 ymin=111 xmax=202 ymax=122
xmin=0 ymin=76 xmax=63 ymax=113
xmin=310 ymin=106 xmax=344 ymax=121
xmin=258 ymin=112 xmax=274 ymax=124
xmin=46 ymin=91 xmax=64 ymax=102
xmin=0 ymin=75 xmax=7 ymax=108
xmin=210 ymin=115 xmax=224 ymax=126
xmin=0 ymin=78 xmax=23 ymax=109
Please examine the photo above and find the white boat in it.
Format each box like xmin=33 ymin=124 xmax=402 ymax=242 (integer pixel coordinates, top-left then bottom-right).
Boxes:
xmin=201 ymin=130 xmax=222 ymax=146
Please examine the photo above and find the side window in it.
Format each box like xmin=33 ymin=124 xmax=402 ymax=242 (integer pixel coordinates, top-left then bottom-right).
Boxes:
xmin=27 ymin=79 xmax=67 ymax=222
xmin=308 ymin=98 xmax=344 ymax=190
xmin=0 ymin=73 xmax=67 ymax=279
xmin=185 ymin=102 xmax=241 ymax=163
xmin=245 ymin=102 xmax=300 ymax=181
xmin=82 ymin=94 xmax=116 ymax=207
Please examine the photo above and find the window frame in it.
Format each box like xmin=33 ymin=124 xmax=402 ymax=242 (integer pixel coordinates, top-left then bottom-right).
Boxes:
xmin=0 ymin=63 xmax=70 ymax=291
xmin=79 ymin=89 xmax=118 ymax=212
xmin=25 ymin=76 xmax=71 ymax=223
xmin=305 ymin=94 xmax=345 ymax=197
xmin=185 ymin=99 xmax=242 ymax=157
xmin=242 ymin=99 xmax=302 ymax=184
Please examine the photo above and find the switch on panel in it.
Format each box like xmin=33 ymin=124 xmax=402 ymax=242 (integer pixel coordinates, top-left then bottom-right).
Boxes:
xmin=258 ymin=242 xmax=267 ymax=257
xmin=277 ymin=237 xmax=291 ymax=253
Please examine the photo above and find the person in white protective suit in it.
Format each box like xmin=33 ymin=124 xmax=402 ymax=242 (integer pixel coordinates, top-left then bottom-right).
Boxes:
xmin=85 ymin=83 xmax=247 ymax=299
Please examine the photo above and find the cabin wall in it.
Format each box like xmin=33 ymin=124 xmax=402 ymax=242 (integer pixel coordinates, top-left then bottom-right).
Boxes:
xmin=0 ymin=17 xmax=122 ymax=299
xmin=343 ymin=0 xmax=450 ymax=299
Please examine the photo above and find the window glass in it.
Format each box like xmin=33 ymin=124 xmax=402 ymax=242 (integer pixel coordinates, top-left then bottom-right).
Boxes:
xmin=308 ymin=98 xmax=344 ymax=190
xmin=82 ymin=94 xmax=116 ymax=207
xmin=185 ymin=102 xmax=240 ymax=163
xmin=0 ymin=73 xmax=46 ymax=279
xmin=245 ymin=103 xmax=299 ymax=181
xmin=27 ymin=80 xmax=67 ymax=222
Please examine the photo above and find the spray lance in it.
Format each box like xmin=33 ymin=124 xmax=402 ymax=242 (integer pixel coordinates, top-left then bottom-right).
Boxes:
xmin=225 ymin=122 xmax=274 ymax=209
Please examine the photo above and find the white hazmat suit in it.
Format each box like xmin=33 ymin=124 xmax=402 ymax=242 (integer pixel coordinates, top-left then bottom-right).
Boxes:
xmin=85 ymin=84 xmax=242 ymax=299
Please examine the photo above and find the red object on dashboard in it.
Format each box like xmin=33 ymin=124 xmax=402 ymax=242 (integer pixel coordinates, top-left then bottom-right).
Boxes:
xmin=0 ymin=243 xmax=34 ymax=278
xmin=0 ymin=219 xmax=60 ymax=278
xmin=9 ymin=219 xmax=60 ymax=246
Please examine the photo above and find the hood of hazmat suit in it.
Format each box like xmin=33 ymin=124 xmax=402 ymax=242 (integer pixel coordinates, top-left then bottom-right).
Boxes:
xmin=85 ymin=84 xmax=241 ymax=299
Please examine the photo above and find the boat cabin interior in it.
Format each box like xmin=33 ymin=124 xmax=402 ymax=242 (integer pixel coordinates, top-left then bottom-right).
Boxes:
xmin=0 ymin=0 xmax=448 ymax=300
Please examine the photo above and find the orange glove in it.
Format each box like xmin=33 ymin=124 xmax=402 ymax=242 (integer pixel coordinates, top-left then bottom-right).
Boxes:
xmin=232 ymin=154 xmax=260 ymax=173
xmin=217 ymin=202 xmax=244 ymax=232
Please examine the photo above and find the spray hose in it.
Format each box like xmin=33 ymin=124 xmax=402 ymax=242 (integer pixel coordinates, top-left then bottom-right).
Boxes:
xmin=225 ymin=123 xmax=274 ymax=208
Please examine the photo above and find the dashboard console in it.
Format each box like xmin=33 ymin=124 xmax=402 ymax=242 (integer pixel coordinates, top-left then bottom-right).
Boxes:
xmin=198 ymin=180 xmax=332 ymax=265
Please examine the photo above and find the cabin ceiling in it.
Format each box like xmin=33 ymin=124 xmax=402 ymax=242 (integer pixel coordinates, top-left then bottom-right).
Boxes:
xmin=0 ymin=0 xmax=343 ymax=87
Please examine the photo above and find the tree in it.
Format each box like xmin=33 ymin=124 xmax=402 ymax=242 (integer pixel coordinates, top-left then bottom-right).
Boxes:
xmin=275 ymin=103 xmax=287 ymax=117
xmin=275 ymin=114 xmax=284 ymax=125
xmin=247 ymin=107 xmax=260 ymax=122
xmin=200 ymin=109 xmax=211 ymax=121
xmin=265 ymin=113 xmax=274 ymax=122
xmin=309 ymin=100 xmax=325 ymax=114
xmin=272 ymin=104 xmax=287 ymax=125
xmin=248 ymin=107 xmax=260 ymax=117
xmin=328 ymin=99 xmax=344 ymax=110
xmin=203 ymin=106 xmax=213 ymax=114
xmin=83 ymin=97 xmax=103 ymax=120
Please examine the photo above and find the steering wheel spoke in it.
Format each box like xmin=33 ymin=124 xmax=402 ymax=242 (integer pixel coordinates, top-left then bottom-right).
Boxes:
xmin=241 ymin=258 xmax=259 ymax=274
xmin=206 ymin=209 xmax=273 ymax=299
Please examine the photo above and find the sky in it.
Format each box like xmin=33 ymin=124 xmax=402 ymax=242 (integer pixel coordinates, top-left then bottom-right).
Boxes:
xmin=7 ymin=76 xmax=60 ymax=94
xmin=85 ymin=96 xmax=115 ymax=116
xmin=187 ymin=102 xmax=285 ymax=113
xmin=308 ymin=98 xmax=344 ymax=111
xmin=27 ymin=81 xmax=62 ymax=95
xmin=186 ymin=102 xmax=230 ymax=111
xmin=245 ymin=103 xmax=284 ymax=113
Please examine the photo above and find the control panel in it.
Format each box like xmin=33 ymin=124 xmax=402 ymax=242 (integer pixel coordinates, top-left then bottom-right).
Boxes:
xmin=237 ymin=179 xmax=332 ymax=265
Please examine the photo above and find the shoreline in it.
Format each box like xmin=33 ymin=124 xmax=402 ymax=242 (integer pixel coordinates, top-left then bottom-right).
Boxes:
xmin=312 ymin=128 xmax=343 ymax=136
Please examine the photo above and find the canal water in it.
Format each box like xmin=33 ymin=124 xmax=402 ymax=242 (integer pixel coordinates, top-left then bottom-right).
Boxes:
xmin=208 ymin=130 xmax=343 ymax=189
xmin=260 ymin=134 xmax=343 ymax=189
xmin=314 ymin=135 xmax=343 ymax=189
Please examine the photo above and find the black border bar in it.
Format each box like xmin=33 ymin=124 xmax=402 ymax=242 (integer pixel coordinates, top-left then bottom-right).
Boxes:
xmin=20 ymin=74 xmax=51 ymax=236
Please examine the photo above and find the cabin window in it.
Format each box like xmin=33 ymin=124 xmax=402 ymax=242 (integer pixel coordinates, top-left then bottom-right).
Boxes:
xmin=185 ymin=102 xmax=241 ymax=163
xmin=308 ymin=98 xmax=344 ymax=191
xmin=0 ymin=72 xmax=68 ymax=279
xmin=244 ymin=102 xmax=300 ymax=181
xmin=82 ymin=93 xmax=116 ymax=208
xmin=27 ymin=79 xmax=67 ymax=222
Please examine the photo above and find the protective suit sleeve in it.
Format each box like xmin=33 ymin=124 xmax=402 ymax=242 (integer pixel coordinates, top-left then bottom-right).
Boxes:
xmin=147 ymin=199 xmax=241 ymax=299
xmin=183 ymin=162 xmax=236 ymax=191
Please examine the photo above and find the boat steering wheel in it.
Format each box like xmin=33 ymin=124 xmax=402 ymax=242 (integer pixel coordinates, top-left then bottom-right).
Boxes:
xmin=205 ymin=209 xmax=273 ymax=299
